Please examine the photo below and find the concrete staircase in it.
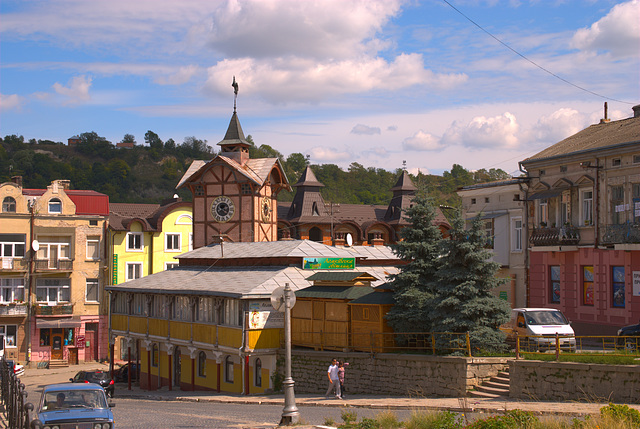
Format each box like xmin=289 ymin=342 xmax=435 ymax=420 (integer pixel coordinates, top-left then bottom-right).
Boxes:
xmin=469 ymin=368 xmax=510 ymax=399
xmin=48 ymin=359 xmax=69 ymax=369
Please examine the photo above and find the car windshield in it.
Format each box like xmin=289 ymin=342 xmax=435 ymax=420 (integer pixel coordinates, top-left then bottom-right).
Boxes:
xmin=86 ymin=372 xmax=109 ymax=383
xmin=526 ymin=311 xmax=568 ymax=325
xmin=42 ymin=389 xmax=108 ymax=411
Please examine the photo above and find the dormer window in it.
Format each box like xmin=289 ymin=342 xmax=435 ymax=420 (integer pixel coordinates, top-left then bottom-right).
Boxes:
xmin=48 ymin=198 xmax=62 ymax=214
xmin=2 ymin=197 xmax=16 ymax=213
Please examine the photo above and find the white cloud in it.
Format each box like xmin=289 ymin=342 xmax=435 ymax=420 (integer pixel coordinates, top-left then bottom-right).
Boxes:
xmin=154 ymin=65 xmax=199 ymax=85
xmin=205 ymin=0 xmax=402 ymax=60
xmin=441 ymin=112 xmax=520 ymax=149
xmin=0 ymin=94 xmax=24 ymax=111
xmin=527 ymin=108 xmax=588 ymax=142
xmin=571 ymin=0 xmax=640 ymax=58
xmin=52 ymin=75 xmax=92 ymax=105
xmin=309 ymin=146 xmax=352 ymax=163
xmin=402 ymin=130 xmax=443 ymax=151
xmin=351 ymin=124 xmax=381 ymax=135
xmin=203 ymin=55 xmax=466 ymax=103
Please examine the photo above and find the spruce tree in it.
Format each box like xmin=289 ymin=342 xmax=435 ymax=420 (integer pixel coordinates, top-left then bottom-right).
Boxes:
xmin=386 ymin=194 xmax=442 ymax=333
xmin=429 ymin=212 xmax=511 ymax=352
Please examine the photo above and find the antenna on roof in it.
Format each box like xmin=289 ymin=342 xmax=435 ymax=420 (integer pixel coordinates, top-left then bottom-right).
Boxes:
xmin=232 ymin=76 xmax=239 ymax=113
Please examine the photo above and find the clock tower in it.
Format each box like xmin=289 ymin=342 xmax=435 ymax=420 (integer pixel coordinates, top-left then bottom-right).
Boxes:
xmin=176 ymin=79 xmax=290 ymax=248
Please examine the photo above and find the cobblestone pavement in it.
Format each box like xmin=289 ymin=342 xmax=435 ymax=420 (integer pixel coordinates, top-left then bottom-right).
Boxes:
xmin=3 ymin=361 xmax=639 ymax=428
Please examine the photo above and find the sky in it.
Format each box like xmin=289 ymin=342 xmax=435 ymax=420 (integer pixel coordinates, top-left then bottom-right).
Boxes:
xmin=1 ymin=0 xmax=638 ymax=177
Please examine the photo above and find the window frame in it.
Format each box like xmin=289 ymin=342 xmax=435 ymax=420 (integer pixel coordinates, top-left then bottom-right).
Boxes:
xmin=198 ymin=351 xmax=207 ymax=377
xmin=2 ymin=197 xmax=16 ymax=213
xmin=0 ymin=234 xmax=26 ymax=259
xmin=580 ymin=188 xmax=593 ymax=226
xmin=511 ymin=217 xmax=523 ymax=252
xmin=225 ymin=356 xmax=234 ymax=383
xmin=151 ymin=344 xmax=159 ymax=367
xmin=85 ymin=278 xmax=99 ymax=303
xmin=126 ymin=232 xmax=144 ymax=252
xmin=125 ymin=262 xmax=143 ymax=281
xmin=165 ymin=233 xmax=181 ymax=252
xmin=0 ymin=325 xmax=18 ymax=348
xmin=254 ymin=358 xmax=262 ymax=387
xmin=36 ymin=278 xmax=70 ymax=304
xmin=48 ymin=198 xmax=62 ymax=214
xmin=612 ymin=266 xmax=625 ymax=308
xmin=86 ymin=237 xmax=100 ymax=260
xmin=0 ymin=278 xmax=25 ymax=303
xmin=583 ymin=266 xmax=594 ymax=306
xmin=550 ymin=266 xmax=561 ymax=304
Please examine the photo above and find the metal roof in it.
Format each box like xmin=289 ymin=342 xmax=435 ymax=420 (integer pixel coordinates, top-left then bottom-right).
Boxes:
xmin=106 ymin=264 xmax=397 ymax=299
xmin=305 ymin=272 xmax=378 ymax=282
xmin=295 ymin=285 xmax=374 ymax=300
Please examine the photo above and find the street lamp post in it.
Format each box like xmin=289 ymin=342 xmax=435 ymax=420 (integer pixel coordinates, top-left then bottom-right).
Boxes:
xmin=280 ymin=283 xmax=299 ymax=425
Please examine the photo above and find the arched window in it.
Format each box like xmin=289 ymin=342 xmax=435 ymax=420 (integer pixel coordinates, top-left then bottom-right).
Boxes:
xmin=225 ymin=356 xmax=234 ymax=383
xmin=309 ymin=227 xmax=322 ymax=242
xmin=2 ymin=197 xmax=16 ymax=213
xmin=198 ymin=351 xmax=206 ymax=377
xmin=48 ymin=198 xmax=62 ymax=214
xmin=151 ymin=344 xmax=158 ymax=367
xmin=254 ymin=358 xmax=262 ymax=387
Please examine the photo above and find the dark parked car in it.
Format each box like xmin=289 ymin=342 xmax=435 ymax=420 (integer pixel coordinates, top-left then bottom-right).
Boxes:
xmin=115 ymin=362 xmax=140 ymax=382
xmin=617 ymin=321 xmax=640 ymax=350
xmin=31 ymin=383 xmax=114 ymax=429
xmin=70 ymin=370 xmax=115 ymax=398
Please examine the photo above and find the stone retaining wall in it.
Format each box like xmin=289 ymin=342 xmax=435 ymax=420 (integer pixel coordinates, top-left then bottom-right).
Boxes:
xmin=290 ymin=350 xmax=509 ymax=397
xmin=510 ymin=360 xmax=640 ymax=403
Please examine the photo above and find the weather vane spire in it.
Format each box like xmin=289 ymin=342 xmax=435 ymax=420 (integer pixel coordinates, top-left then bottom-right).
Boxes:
xmin=232 ymin=76 xmax=239 ymax=113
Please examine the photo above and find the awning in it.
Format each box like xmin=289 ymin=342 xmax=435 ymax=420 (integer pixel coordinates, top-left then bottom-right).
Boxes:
xmin=466 ymin=212 xmax=507 ymax=221
xmin=37 ymin=318 xmax=82 ymax=329
xmin=527 ymin=189 xmax=565 ymax=200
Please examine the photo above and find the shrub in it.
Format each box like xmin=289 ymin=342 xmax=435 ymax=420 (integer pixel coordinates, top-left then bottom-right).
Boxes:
xmin=375 ymin=410 xmax=402 ymax=429
xmin=464 ymin=410 xmax=540 ymax=429
xmin=404 ymin=410 xmax=463 ymax=429
xmin=600 ymin=403 xmax=640 ymax=427
xmin=341 ymin=407 xmax=358 ymax=424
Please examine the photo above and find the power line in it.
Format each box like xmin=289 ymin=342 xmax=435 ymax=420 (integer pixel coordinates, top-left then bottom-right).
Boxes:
xmin=441 ymin=0 xmax=635 ymax=105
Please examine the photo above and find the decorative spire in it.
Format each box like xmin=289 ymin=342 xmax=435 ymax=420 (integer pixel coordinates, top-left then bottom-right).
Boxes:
xmin=232 ymin=76 xmax=239 ymax=113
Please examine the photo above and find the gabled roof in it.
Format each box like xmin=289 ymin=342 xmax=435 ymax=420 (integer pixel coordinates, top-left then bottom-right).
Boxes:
xmin=109 ymin=200 xmax=190 ymax=231
xmin=106 ymin=264 xmax=397 ymax=299
xmin=22 ymin=189 xmax=109 ymax=216
xmin=178 ymin=239 xmax=361 ymax=260
xmin=522 ymin=115 xmax=640 ymax=165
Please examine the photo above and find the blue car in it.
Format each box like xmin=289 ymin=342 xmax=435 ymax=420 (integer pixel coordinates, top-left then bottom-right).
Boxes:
xmin=31 ymin=383 xmax=115 ymax=429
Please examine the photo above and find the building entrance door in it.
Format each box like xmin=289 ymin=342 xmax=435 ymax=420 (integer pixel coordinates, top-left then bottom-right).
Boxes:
xmin=174 ymin=347 xmax=181 ymax=388
xmin=51 ymin=329 xmax=63 ymax=360
xmin=85 ymin=323 xmax=98 ymax=362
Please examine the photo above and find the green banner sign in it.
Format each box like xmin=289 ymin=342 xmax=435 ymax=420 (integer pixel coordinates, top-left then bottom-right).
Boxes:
xmin=112 ymin=254 xmax=118 ymax=285
xmin=303 ymin=257 xmax=355 ymax=270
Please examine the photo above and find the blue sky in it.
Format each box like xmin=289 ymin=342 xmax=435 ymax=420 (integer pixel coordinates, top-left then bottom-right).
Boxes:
xmin=1 ymin=0 xmax=638 ymax=176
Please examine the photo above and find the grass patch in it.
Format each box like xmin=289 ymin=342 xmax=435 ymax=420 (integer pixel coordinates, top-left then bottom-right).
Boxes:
xmin=521 ymin=353 xmax=640 ymax=365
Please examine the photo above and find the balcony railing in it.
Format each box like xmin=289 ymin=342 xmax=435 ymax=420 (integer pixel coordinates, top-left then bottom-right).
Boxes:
xmin=0 ymin=304 xmax=28 ymax=316
xmin=602 ymin=223 xmax=640 ymax=245
xmin=34 ymin=304 xmax=74 ymax=316
xmin=34 ymin=259 xmax=73 ymax=271
xmin=529 ymin=225 xmax=580 ymax=247
xmin=0 ymin=258 xmax=28 ymax=271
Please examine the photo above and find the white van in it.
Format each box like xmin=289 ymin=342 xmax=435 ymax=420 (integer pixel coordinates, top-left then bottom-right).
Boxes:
xmin=501 ymin=308 xmax=576 ymax=352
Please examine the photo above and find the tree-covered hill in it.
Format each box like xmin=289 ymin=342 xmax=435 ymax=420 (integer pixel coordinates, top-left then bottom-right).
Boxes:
xmin=1 ymin=132 xmax=511 ymax=206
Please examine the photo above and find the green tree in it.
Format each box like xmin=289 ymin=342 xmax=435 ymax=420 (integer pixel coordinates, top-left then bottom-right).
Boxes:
xmin=386 ymin=194 xmax=443 ymax=333
xmin=429 ymin=213 xmax=511 ymax=352
xmin=122 ymin=133 xmax=136 ymax=144
xmin=145 ymin=130 xmax=163 ymax=149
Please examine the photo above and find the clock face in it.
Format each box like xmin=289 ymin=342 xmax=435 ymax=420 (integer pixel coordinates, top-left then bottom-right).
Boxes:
xmin=211 ymin=196 xmax=236 ymax=223
xmin=261 ymin=197 xmax=271 ymax=222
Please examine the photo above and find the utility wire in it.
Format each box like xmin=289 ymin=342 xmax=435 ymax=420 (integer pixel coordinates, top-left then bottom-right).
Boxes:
xmin=441 ymin=0 xmax=635 ymax=105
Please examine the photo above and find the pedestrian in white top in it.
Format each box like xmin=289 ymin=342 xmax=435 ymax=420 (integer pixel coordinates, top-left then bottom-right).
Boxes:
xmin=325 ymin=358 xmax=341 ymax=399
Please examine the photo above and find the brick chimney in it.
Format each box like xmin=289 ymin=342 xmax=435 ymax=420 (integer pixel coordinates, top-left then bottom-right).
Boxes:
xmin=599 ymin=102 xmax=610 ymax=124
xmin=633 ymin=104 xmax=640 ymax=118
xmin=11 ymin=176 xmax=23 ymax=187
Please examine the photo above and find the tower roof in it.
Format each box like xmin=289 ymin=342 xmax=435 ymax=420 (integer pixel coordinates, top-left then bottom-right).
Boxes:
xmin=390 ymin=170 xmax=417 ymax=192
xmin=217 ymin=112 xmax=250 ymax=148
xmin=293 ymin=166 xmax=324 ymax=188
